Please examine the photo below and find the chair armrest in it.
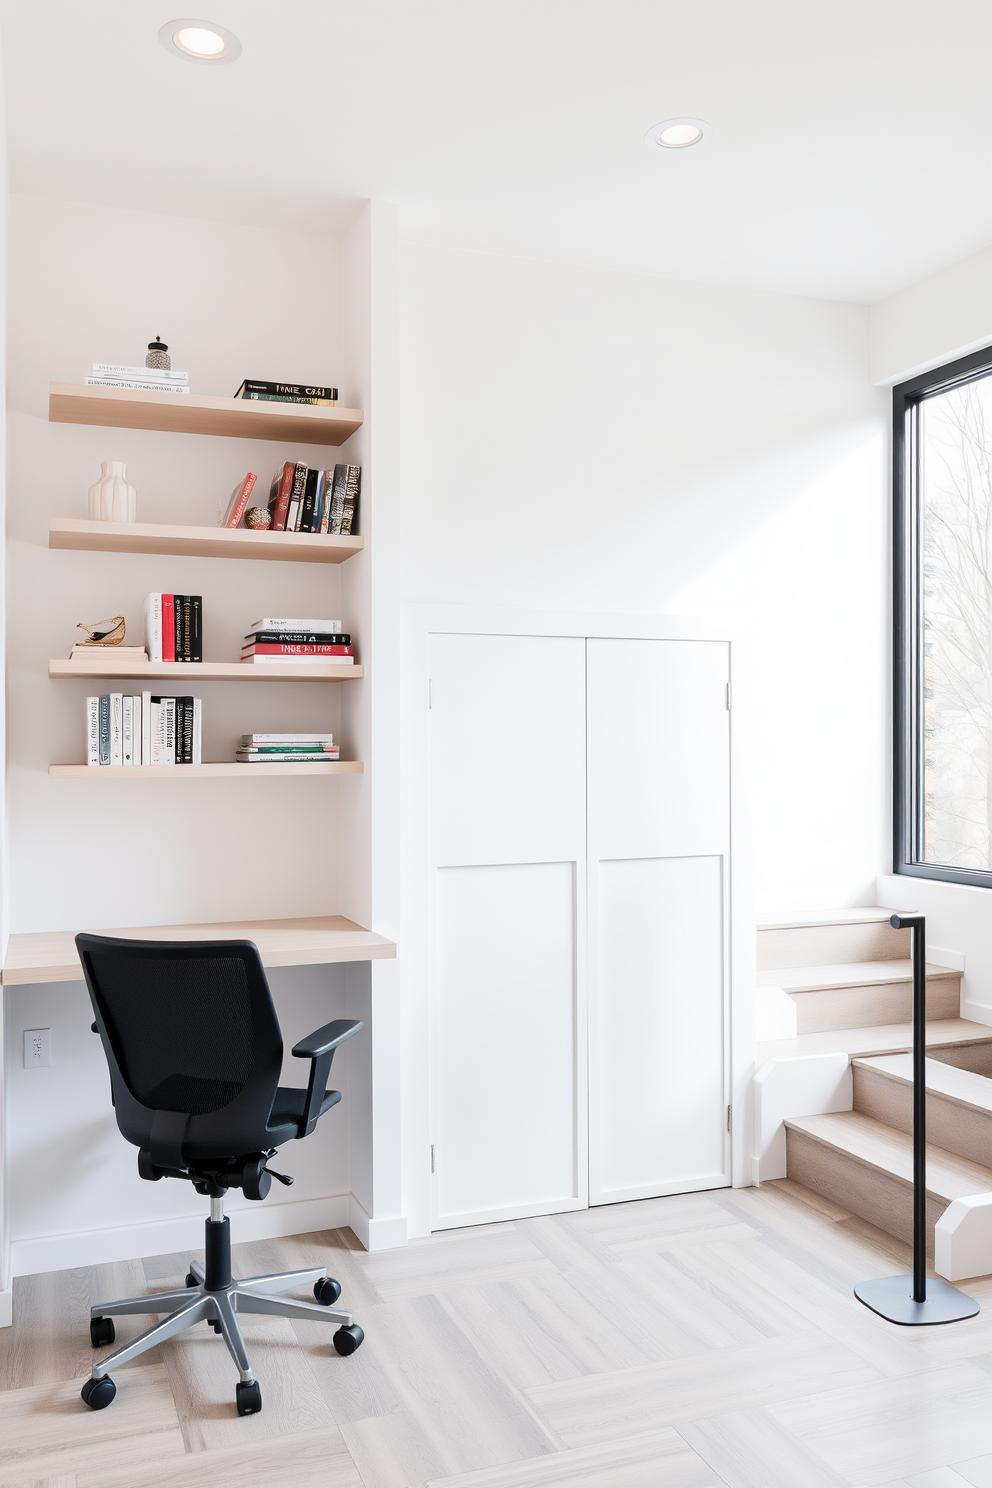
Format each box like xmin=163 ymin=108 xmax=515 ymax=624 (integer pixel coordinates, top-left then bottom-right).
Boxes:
xmin=292 ymin=1019 xmax=363 ymax=1060
xmin=291 ymin=1019 xmax=363 ymax=1137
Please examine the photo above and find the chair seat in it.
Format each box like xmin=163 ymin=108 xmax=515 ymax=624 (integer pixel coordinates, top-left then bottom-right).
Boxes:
xmin=269 ymin=1084 xmax=341 ymax=1138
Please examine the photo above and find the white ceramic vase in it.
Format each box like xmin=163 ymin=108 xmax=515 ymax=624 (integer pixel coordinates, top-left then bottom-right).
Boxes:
xmin=88 ymin=461 xmax=136 ymax=523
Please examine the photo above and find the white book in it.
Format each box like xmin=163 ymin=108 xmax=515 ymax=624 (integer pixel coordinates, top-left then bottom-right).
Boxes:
xmin=193 ymin=698 xmax=202 ymax=765
xmin=109 ymin=694 xmax=123 ymax=766
xmin=241 ymin=656 xmax=354 ymax=665
xmin=122 ymin=694 xmax=132 ymax=766
xmin=148 ymin=696 xmax=177 ymax=766
xmin=141 ymin=691 xmax=151 ymax=764
xmin=248 ymin=617 xmax=343 ymax=632
xmin=92 ymin=363 xmax=189 ymax=382
xmin=86 ymin=697 xmax=100 ymax=766
xmin=241 ymin=733 xmax=335 ymax=743
xmin=85 ymin=378 xmax=190 ymax=394
xmin=144 ymin=594 xmax=162 ymax=664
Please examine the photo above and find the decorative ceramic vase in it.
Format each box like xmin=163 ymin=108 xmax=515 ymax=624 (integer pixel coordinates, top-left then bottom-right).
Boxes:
xmin=245 ymin=507 xmax=272 ymax=530
xmin=88 ymin=461 xmax=137 ymax=523
xmin=146 ymin=337 xmax=170 ymax=370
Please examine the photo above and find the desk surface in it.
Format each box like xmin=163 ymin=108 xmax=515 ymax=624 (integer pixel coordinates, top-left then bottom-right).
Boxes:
xmin=2 ymin=915 xmax=396 ymax=985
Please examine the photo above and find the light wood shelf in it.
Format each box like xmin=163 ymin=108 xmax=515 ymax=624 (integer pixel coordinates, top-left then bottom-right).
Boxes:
xmin=2 ymin=914 xmax=396 ymax=985
xmin=49 ymin=382 xmax=364 ymax=445
xmin=49 ymin=658 xmax=363 ymax=682
xmin=49 ymin=761 xmax=363 ymax=779
xmin=49 ymin=517 xmax=363 ymax=565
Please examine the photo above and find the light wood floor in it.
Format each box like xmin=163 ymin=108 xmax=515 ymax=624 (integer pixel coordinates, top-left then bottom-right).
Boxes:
xmin=7 ymin=1180 xmax=992 ymax=1487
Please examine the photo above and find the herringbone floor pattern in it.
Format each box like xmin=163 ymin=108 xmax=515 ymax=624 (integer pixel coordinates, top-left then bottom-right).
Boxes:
xmin=5 ymin=1180 xmax=992 ymax=1486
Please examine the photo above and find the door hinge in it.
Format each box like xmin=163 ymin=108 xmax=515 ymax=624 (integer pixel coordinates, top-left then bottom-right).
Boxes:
xmin=430 ymin=1143 xmax=435 ymax=1173
xmin=726 ymin=1104 xmax=732 ymax=1132
xmin=725 ymin=682 xmax=731 ymax=711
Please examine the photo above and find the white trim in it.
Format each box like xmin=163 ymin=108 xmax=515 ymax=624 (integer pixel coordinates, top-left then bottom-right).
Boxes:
xmin=960 ymin=1000 xmax=992 ymax=1028
xmin=10 ymin=1193 xmax=352 ymax=1279
xmin=930 ymin=946 xmax=965 ymax=972
xmin=0 ymin=1288 xmax=10 ymax=1329
xmin=348 ymin=1194 xmax=408 ymax=1251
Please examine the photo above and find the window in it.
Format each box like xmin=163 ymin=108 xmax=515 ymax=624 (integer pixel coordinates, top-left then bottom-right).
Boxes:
xmin=895 ymin=345 xmax=992 ymax=886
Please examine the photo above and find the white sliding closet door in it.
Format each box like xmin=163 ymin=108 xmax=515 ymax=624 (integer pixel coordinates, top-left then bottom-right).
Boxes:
xmin=586 ymin=639 xmax=731 ymax=1205
xmin=429 ymin=633 xmax=587 ymax=1228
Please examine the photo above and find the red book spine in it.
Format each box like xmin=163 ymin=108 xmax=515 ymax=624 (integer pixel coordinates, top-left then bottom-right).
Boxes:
xmin=270 ymin=461 xmax=294 ymax=532
xmin=162 ymin=594 xmax=175 ymax=662
xmin=243 ymin=643 xmax=353 ymax=655
xmin=227 ymin=471 xmax=257 ymax=529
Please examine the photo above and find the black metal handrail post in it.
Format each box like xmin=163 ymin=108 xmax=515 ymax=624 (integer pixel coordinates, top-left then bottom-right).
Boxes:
xmin=854 ymin=912 xmax=978 ymax=1325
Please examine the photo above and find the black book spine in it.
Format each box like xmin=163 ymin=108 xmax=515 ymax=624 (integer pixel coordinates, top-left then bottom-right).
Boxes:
xmin=300 ymin=468 xmax=318 ymax=532
xmin=180 ymin=696 xmax=194 ymax=763
xmin=341 ymin=465 xmax=361 ymax=536
xmin=249 ymin=631 xmax=350 ymax=644
xmin=181 ymin=596 xmax=192 ymax=662
xmin=238 ymin=379 xmax=338 ymax=400
xmin=288 ymin=462 xmax=307 ymax=530
xmin=328 ymin=464 xmax=347 ymax=534
xmin=190 ymin=596 xmax=202 ymax=662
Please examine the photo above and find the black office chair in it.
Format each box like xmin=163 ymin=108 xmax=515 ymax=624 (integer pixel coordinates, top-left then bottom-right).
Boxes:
xmin=75 ymin=933 xmax=364 ymax=1416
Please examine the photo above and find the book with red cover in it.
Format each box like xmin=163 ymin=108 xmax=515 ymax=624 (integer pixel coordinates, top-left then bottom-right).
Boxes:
xmin=224 ymin=472 xmax=257 ymax=529
xmin=241 ymin=642 xmax=353 ymax=656
xmin=268 ymin=460 xmax=295 ymax=531
xmin=162 ymin=594 xmax=175 ymax=662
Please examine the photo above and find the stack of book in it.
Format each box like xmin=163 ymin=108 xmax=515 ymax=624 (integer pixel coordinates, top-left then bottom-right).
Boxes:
xmin=144 ymin=594 xmax=203 ymax=663
xmin=85 ymin=363 xmax=190 ymax=395
xmin=237 ymin=733 xmax=340 ymax=764
xmin=234 ymin=379 xmax=337 ymax=406
xmin=86 ymin=693 xmax=202 ymax=766
xmin=267 ymin=462 xmax=360 ymax=535
xmin=241 ymin=617 xmax=354 ymax=666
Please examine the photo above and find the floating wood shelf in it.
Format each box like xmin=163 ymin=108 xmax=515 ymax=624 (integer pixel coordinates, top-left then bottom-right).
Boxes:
xmin=49 ymin=761 xmax=363 ymax=779
xmin=49 ymin=517 xmax=364 ymax=565
xmin=2 ymin=914 xmax=396 ymax=985
xmin=49 ymin=659 xmax=363 ymax=682
xmin=49 ymin=382 xmax=364 ymax=446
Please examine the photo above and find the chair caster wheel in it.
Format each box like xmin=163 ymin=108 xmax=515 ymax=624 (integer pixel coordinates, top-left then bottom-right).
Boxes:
xmin=236 ymin=1379 xmax=262 ymax=1415
xmin=185 ymin=1272 xmax=199 ymax=1288
xmin=90 ymin=1317 xmax=115 ymax=1347
xmin=209 ymin=1319 xmax=222 ymax=1333
xmin=81 ymin=1375 xmax=116 ymax=1409
xmin=333 ymin=1324 xmax=364 ymax=1356
xmin=314 ymin=1277 xmax=342 ymax=1306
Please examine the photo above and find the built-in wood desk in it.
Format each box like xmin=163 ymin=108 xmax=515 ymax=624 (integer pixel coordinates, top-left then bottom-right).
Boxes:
xmin=2 ymin=915 xmax=396 ymax=985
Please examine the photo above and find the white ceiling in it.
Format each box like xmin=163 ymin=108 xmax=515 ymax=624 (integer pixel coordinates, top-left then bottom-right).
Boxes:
xmin=4 ymin=0 xmax=992 ymax=303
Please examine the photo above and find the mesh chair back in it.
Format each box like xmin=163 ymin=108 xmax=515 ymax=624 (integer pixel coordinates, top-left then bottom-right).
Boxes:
xmin=76 ymin=934 xmax=285 ymax=1161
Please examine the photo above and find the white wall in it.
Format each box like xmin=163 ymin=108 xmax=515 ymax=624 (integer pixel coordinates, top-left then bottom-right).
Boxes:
xmin=5 ymin=195 xmax=366 ymax=1269
xmin=871 ymin=242 xmax=992 ymax=386
xmin=400 ymin=245 xmax=889 ymax=910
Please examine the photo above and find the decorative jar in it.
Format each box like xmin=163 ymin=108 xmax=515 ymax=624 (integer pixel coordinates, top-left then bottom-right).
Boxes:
xmin=88 ymin=461 xmax=137 ymax=523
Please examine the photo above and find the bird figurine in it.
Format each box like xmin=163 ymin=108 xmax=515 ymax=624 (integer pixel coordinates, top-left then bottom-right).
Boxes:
xmin=77 ymin=616 xmax=126 ymax=646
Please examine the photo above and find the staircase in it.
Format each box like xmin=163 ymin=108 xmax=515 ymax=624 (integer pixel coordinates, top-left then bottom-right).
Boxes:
xmin=756 ymin=908 xmax=992 ymax=1265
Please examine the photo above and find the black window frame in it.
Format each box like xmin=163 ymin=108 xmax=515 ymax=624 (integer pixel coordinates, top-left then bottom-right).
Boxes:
xmin=894 ymin=342 xmax=992 ymax=887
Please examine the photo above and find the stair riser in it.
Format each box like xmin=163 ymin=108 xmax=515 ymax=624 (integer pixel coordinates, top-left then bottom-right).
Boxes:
xmin=931 ymin=1044 xmax=992 ymax=1079
xmin=784 ymin=1126 xmax=944 ymax=1252
xmin=789 ymin=977 xmax=960 ymax=1034
xmin=758 ymin=921 xmax=911 ymax=971
xmin=854 ymin=1067 xmax=992 ymax=1169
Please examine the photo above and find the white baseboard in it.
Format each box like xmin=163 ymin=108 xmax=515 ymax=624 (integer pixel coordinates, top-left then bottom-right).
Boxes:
xmin=10 ymin=1193 xmax=352 ymax=1279
xmin=348 ymin=1195 xmax=408 ymax=1252
xmin=960 ymin=999 xmax=992 ymax=1028
xmin=0 ymin=1289 xmax=11 ymax=1329
xmin=930 ymin=945 xmax=966 ymax=972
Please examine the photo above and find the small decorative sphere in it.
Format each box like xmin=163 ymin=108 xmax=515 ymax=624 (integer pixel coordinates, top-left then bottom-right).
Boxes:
xmin=245 ymin=507 xmax=272 ymax=530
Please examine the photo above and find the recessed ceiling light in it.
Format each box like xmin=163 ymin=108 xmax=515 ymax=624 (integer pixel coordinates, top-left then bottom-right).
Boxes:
xmin=159 ymin=18 xmax=242 ymax=64
xmin=644 ymin=118 xmax=711 ymax=150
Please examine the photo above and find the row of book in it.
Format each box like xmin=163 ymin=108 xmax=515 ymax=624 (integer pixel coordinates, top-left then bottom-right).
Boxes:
xmin=87 ymin=693 xmax=202 ymax=766
xmin=260 ymin=462 xmax=359 ymax=535
xmin=238 ymin=733 xmax=340 ymax=763
xmin=241 ymin=617 xmax=354 ymax=665
xmin=234 ymin=379 xmax=338 ymax=407
xmin=144 ymin=594 xmax=203 ymax=663
xmin=85 ymin=362 xmax=190 ymax=395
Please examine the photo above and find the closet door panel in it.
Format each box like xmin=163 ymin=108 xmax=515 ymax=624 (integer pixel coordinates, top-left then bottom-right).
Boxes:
xmin=587 ymin=638 xmax=730 ymax=1205
xmin=429 ymin=632 xmax=587 ymax=1227
xmin=435 ymin=861 xmax=578 ymax=1223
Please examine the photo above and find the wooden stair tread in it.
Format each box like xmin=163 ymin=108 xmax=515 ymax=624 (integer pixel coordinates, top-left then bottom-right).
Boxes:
xmin=757 ymin=907 xmax=905 ymax=931
xmin=758 ymin=1017 xmax=992 ymax=1064
xmin=757 ymin=959 xmax=959 ymax=992
xmin=855 ymin=1053 xmax=992 ymax=1114
xmin=784 ymin=1111 xmax=992 ymax=1199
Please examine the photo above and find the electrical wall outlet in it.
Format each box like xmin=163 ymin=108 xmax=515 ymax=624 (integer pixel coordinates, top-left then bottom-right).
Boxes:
xmin=23 ymin=1028 xmax=51 ymax=1068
